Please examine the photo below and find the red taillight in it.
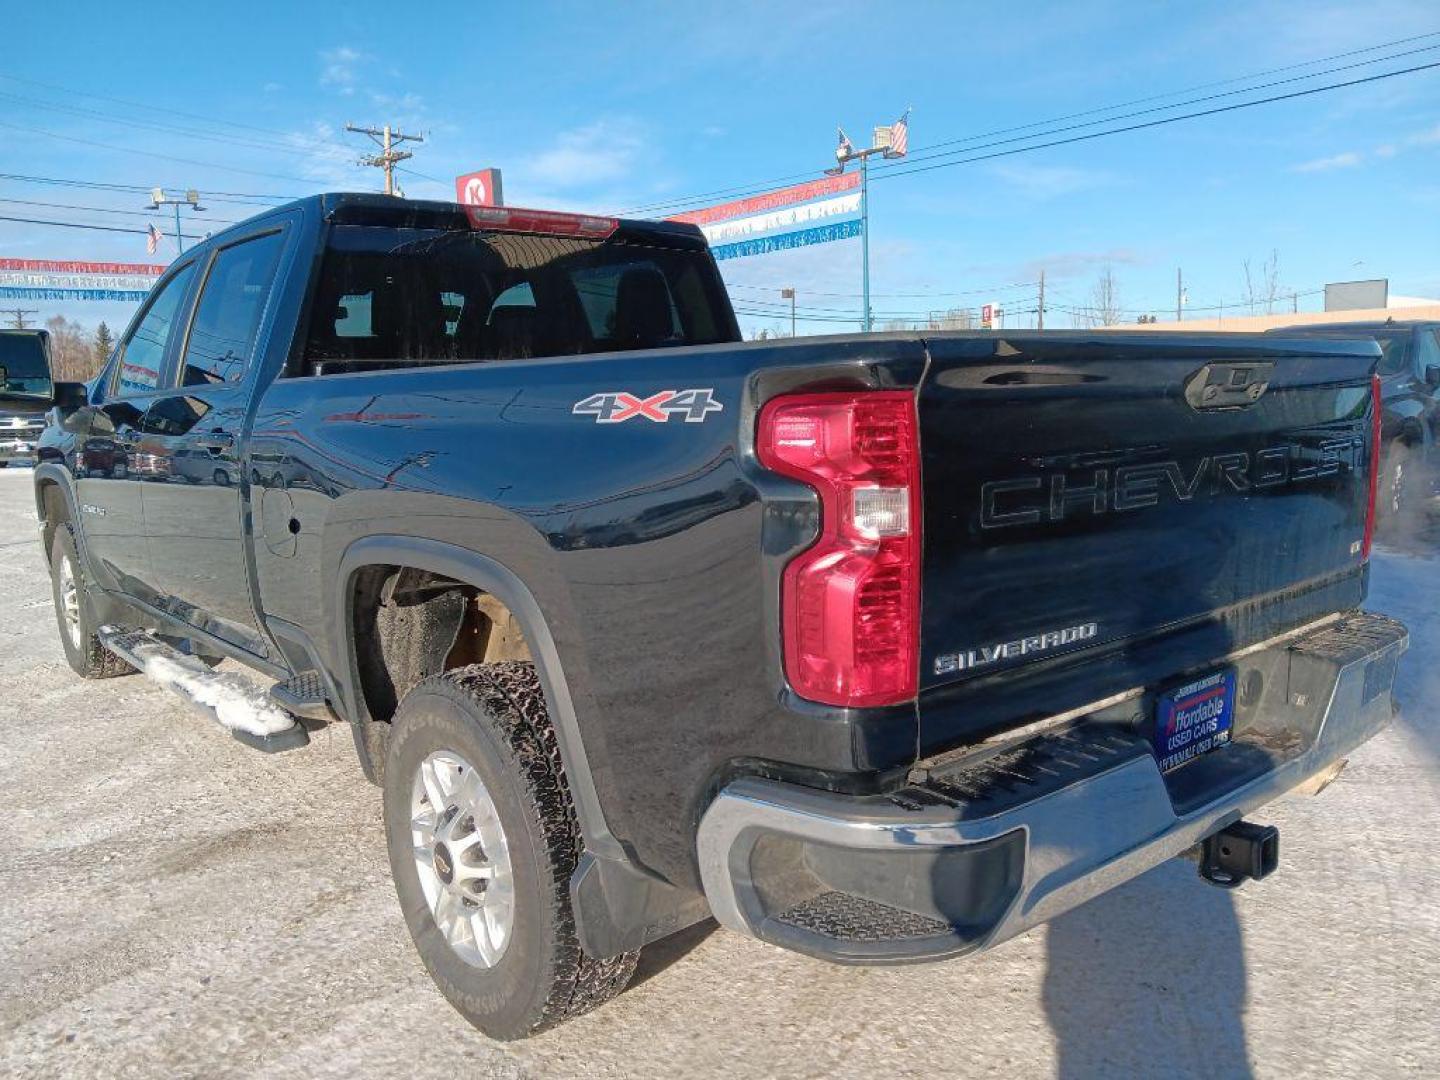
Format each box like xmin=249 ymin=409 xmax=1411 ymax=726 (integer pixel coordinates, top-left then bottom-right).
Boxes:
xmin=463 ymin=205 xmax=618 ymax=238
xmin=756 ymin=391 xmax=921 ymax=708
xmin=1362 ymin=373 xmax=1382 ymax=561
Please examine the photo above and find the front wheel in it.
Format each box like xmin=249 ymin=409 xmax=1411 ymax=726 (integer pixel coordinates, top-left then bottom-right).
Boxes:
xmin=383 ymin=662 xmax=638 ymax=1040
xmin=1378 ymin=439 xmax=1422 ymax=539
xmin=48 ymin=525 xmax=134 ymax=679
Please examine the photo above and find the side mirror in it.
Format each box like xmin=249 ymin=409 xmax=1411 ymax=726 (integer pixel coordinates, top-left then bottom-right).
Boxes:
xmin=53 ymin=382 xmax=89 ymax=409
xmin=1426 ymin=364 xmax=1440 ymax=389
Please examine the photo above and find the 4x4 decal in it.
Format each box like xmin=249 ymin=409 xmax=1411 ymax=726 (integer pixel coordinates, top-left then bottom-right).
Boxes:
xmin=572 ymin=388 xmax=724 ymax=424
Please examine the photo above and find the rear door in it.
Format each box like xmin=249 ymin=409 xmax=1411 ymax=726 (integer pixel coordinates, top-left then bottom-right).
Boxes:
xmin=140 ymin=226 xmax=289 ymax=659
xmin=74 ymin=259 xmax=200 ymax=602
xmin=914 ymin=331 xmax=1379 ymax=749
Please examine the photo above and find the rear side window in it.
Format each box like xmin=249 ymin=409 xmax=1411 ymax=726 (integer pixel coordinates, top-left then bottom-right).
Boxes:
xmin=182 ymin=231 xmax=286 ymax=385
xmin=115 ymin=261 xmax=197 ymax=396
xmin=298 ymin=226 xmax=733 ymax=375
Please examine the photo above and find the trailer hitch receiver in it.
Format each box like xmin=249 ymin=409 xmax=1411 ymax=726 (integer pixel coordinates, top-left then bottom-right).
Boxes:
xmin=1197 ymin=821 xmax=1279 ymax=889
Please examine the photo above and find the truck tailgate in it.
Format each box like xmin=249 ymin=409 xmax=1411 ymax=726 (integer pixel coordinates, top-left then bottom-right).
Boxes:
xmin=915 ymin=331 xmax=1379 ymax=751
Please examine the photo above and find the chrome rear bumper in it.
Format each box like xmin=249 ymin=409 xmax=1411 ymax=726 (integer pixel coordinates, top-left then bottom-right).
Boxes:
xmin=697 ymin=613 xmax=1407 ymax=964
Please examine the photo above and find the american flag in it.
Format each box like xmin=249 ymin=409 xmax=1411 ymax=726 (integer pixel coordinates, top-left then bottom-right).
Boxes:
xmin=836 ymin=127 xmax=855 ymax=162
xmin=887 ymin=109 xmax=910 ymax=158
xmin=146 ymin=222 xmax=162 ymax=255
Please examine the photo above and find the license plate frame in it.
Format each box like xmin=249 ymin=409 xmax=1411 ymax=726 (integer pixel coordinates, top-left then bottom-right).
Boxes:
xmin=1154 ymin=668 xmax=1236 ymax=773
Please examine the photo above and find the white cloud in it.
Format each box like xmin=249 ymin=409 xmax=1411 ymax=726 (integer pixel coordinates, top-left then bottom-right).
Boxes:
xmin=286 ymin=121 xmax=366 ymax=188
xmin=1409 ymin=123 xmax=1440 ymax=147
xmin=521 ymin=120 xmax=647 ymax=190
xmin=990 ymin=162 xmax=1117 ymax=200
xmin=1019 ymin=249 xmax=1142 ymax=281
xmin=1293 ymin=151 xmax=1362 ymax=173
xmin=319 ymin=46 xmax=365 ymax=95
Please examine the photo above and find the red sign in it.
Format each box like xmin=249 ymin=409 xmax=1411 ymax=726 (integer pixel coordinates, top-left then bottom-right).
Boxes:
xmin=455 ymin=169 xmax=504 ymax=207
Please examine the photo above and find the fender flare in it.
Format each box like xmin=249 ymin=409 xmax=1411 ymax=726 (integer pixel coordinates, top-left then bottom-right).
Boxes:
xmin=31 ymin=463 xmax=86 ymax=567
xmin=334 ymin=535 xmax=704 ymax=956
xmin=335 ymin=535 xmax=621 ymax=855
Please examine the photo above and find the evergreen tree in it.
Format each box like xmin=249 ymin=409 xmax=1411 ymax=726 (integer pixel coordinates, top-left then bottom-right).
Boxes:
xmin=93 ymin=322 xmax=115 ymax=367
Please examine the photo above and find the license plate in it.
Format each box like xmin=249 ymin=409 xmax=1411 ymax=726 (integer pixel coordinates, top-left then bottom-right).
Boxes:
xmin=1154 ymin=668 xmax=1235 ymax=773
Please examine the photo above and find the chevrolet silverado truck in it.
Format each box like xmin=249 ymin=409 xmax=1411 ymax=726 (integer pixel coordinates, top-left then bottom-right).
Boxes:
xmin=24 ymin=193 xmax=1407 ymax=1040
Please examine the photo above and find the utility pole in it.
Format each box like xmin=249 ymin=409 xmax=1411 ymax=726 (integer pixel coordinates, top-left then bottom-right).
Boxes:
xmin=148 ymin=188 xmax=204 ymax=254
xmin=1 ymin=308 xmax=37 ymax=329
xmin=780 ymin=287 xmax=796 ymax=337
xmin=1037 ymin=269 xmax=1046 ymax=330
xmin=347 ymin=123 xmax=425 ymax=196
xmin=1176 ymin=268 xmax=1183 ymax=322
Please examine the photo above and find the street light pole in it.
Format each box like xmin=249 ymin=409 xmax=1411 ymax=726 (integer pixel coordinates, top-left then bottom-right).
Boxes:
xmin=860 ymin=153 xmax=871 ymax=332
xmin=833 ymin=118 xmax=906 ymax=332
xmin=148 ymin=188 xmax=205 ymax=254
xmin=780 ymin=287 xmax=796 ymax=337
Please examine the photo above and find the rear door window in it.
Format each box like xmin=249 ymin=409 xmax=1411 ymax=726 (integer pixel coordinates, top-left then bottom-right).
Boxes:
xmin=181 ymin=230 xmax=287 ymax=385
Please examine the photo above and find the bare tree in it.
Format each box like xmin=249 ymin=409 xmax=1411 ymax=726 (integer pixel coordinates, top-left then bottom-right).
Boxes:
xmin=927 ymin=307 xmax=975 ymax=330
xmin=1077 ymin=265 xmax=1122 ymax=327
xmin=45 ymin=316 xmax=103 ymax=383
xmin=1243 ymin=249 xmax=1282 ymax=314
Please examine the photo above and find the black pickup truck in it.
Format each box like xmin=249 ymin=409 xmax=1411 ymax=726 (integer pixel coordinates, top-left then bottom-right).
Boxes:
xmin=25 ymin=193 xmax=1407 ymax=1040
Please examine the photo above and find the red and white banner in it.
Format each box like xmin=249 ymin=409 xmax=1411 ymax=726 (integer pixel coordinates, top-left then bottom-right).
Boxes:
xmin=669 ymin=172 xmax=859 ymax=227
xmin=0 ymin=258 xmax=167 ymax=276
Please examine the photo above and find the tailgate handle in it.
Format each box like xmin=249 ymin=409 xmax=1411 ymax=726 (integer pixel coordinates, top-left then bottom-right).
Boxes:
xmin=1185 ymin=362 xmax=1275 ymax=410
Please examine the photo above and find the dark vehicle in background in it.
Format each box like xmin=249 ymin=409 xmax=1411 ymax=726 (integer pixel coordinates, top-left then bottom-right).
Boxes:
xmin=0 ymin=330 xmax=53 ymax=467
xmin=1269 ymin=320 xmax=1440 ymax=530
xmin=16 ymin=193 xmax=1407 ymax=1041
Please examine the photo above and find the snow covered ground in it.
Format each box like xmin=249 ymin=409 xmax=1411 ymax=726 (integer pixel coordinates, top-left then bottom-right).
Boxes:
xmin=0 ymin=466 xmax=1436 ymax=1079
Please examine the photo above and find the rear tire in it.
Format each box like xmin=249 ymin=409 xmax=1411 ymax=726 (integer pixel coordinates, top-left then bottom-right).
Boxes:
xmin=48 ymin=524 xmax=134 ymax=679
xmin=383 ymin=661 xmax=638 ymax=1040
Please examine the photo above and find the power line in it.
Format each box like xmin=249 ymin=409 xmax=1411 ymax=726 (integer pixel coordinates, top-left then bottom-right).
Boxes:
xmin=0 ymin=173 xmax=291 ymax=204
xmin=2 ymin=308 xmax=38 ymax=329
xmin=724 ymin=279 xmax=1039 ymax=299
xmin=0 ymin=120 xmax=336 ymax=187
xmin=868 ymin=41 xmax=1440 ymax=176
xmin=0 ymin=213 xmax=207 ymax=240
xmin=871 ymin=61 xmax=1440 ymax=183
xmin=0 ymin=90 xmax=359 ymax=162
xmin=880 ymin=31 xmax=1440 ymax=163
xmin=618 ymin=32 xmax=1440 ymax=216
xmin=0 ymin=196 xmax=245 ymax=225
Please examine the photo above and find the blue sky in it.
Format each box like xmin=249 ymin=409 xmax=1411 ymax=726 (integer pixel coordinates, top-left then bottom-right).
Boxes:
xmin=6 ymin=0 xmax=1440 ymax=336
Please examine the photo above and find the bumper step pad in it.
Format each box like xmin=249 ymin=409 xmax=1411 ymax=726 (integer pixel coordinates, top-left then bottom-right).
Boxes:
xmin=775 ymin=892 xmax=952 ymax=943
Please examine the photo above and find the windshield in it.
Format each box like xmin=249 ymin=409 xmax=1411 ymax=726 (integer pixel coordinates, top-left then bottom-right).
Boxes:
xmin=300 ymin=226 xmax=736 ymax=373
xmin=0 ymin=333 xmax=52 ymax=400
xmin=1373 ymin=333 xmax=1412 ymax=376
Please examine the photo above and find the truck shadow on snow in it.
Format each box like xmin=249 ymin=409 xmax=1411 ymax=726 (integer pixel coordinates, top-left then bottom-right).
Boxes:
xmin=1042 ymin=859 xmax=1251 ymax=1079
